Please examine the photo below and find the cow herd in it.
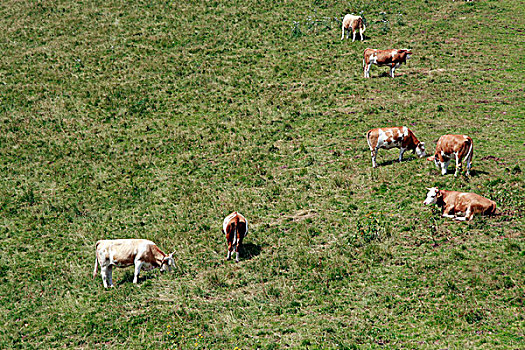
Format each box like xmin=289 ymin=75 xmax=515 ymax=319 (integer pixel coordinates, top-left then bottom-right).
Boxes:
xmin=93 ymin=8 xmax=499 ymax=288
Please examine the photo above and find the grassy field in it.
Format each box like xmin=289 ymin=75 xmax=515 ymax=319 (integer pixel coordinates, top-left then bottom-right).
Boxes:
xmin=0 ymin=0 xmax=523 ymax=348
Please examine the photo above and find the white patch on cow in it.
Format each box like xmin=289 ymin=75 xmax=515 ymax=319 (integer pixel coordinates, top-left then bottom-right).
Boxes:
xmin=370 ymin=53 xmax=378 ymax=64
xmin=391 ymin=50 xmax=397 ymax=58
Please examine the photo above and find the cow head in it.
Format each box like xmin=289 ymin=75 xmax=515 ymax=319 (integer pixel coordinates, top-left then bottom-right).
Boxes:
xmin=401 ymin=49 xmax=412 ymax=60
xmin=423 ymin=187 xmax=441 ymax=205
xmin=160 ymin=252 xmax=174 ymax=272
xmin=415 ymin=142 xmax=426 ymax=158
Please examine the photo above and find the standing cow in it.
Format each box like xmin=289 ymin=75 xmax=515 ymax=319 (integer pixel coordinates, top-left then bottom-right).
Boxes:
xmin=427 ymin=134 xmax=473 ymax=177
xmin=363 ymin=48 xmax=412 ymax=78
xmin=366 ymin=126 xmax=426 ymax=168
xmin=223 ymin=212 xmax=248 ymax=263
xmin=341 ymin=14 xmax=366 ymax=42
xmin=93 ymin=239 xmax=174 ymax=288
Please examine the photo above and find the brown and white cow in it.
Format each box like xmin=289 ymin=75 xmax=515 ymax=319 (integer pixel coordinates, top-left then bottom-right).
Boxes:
xmin=222 ymin=212 xmax=248 ymax=263
xmin=363 ymin=48 xmax=412 ymax=78
xmin=341 ymin=14 xmax=366 ymax=42
xmin=93 ymin=239 xmax=174 ymax=288
xmin=427 ymin=134 xmax=474 ymax=177
xmin=423 ymin=187 xmax=497 ymax=221
xmin=366 ymin=126 xmax=426 ymax=168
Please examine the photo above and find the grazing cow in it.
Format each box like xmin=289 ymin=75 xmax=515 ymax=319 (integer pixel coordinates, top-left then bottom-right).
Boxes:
xmin=363 ymin=48 xmax=412 ymax=78
xmin=366 ymin=126 xmax=426 ymax=168
xmin=427 ymin=134 xmax=474 ymax=177
xmin=341 ymin=14 xmax=366 ymax=42
xmin=423 ymin=187 xmax=497 ymax=221
xmin=93 ymin=239 xmax=174 ymax=288
xmin=222 ymin=212 xmax=248 ymax=263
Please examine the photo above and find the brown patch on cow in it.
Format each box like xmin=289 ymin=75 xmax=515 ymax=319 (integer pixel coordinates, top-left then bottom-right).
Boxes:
xmin=434 ymin=135 xmax=473 ymax=163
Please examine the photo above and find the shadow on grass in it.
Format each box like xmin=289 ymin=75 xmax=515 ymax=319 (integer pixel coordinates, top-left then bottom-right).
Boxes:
xmin=117 ymin=269 xmax=163 ymax=286
xmin=469 ymin=169 xmax=489 ymax=177
xmin=242 ymin=243 xmax=262 ymax=260
xmin=377 ymin=156 xmax=417 ymax=167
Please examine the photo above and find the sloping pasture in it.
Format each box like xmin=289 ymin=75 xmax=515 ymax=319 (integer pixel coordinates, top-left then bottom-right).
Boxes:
xmin=0 ymin=0 xmax=523 ymax=348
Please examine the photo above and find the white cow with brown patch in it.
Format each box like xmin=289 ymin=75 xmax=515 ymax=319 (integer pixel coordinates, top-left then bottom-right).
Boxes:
xmin=423 ymin=187 xmax=497 ymax=221
xmin=427 ymin=134 xmax=474 ymax=177
xmin=93 ymin=239 xmax=174 ymax=288
xmin=341 ymin=14 xmax=366 ymax=42
xmin=366 ymin=126 xmax=426 ymax=168
xmin=222 ymin=212 xmax=248 ymax=263
xmin=363 ymin=48 xmax=412 ymax=78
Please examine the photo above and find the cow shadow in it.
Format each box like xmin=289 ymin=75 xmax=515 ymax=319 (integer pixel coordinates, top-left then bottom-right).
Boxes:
xmin=469 ymin=169 xmax=489 ymax=177
xmin=377 ymin=157 xmax=417 ymax=167
xmin=241 ymin=243 xmax=262 ymax=260
xmin=116 ymin=269 xmax=161 ymax=286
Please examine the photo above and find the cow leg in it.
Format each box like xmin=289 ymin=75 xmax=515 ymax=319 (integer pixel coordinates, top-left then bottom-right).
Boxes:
xmin=466 ymin=157 xmax=472 ymax=176
xmin=341 ymin=26 xmax=345 ymax=40
xmin=227 ymin=240 xmax=233 ymax=260
xmin=441 ymin=159 xmax=450 ymax=175
xmin=360 ymin=28 xmax=364 ymax=41
xmin=364 ymin=63 xmax=371 ymax=78
xmin=466 ymin=149 xmax=473 ymax=176
xmin=440 ymin=161 xmax=448 ymax=175
xmin=107 ymin=265 xmax=113 ymax=287
xmin=352 ymin=31 xmax=356 ymax=42
xmin=371 ymin=148 xmax=378 ymax=168
xmin=398 ymin=148 xmax=406 ymax=162
xmin=454 ymin=153 xmax=463 ymax=177
xmin=235 ymin=234 xmax=244 ymax=263
xmin=442 ymin=205 xmax=455 ymax=219
xmin=133 ymin=261 xmax=143 ymax=284
xmin=101 ymin=265 xmax=109 ymax=288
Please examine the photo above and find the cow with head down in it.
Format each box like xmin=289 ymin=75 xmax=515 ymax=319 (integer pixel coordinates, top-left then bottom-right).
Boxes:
xmin=423 ymin=187 xmax=497 ymax=221
xmin=223 ymin=212 xmax=248 ymax=263
xmin=366 ymin=126 xmax=426 ymax=168
xmin=363 ymin=48 xmax=412 ymax=78
xmin=341 ymin=14 xmax=366 ymax=42
xmin=427 ymin=134 xmax=474 ymax=177
xmin=93 ymin=239 xmax=174 ymax=288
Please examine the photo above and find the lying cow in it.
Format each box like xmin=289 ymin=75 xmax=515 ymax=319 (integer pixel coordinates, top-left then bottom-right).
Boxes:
xmin=341 ymin=14 xmax=366 ymax=42
xmin=366 ymin=126 xmax=426 ymax=168
xmin=223 ymin=212 xmax=248 ymax=263
xmin=93 ymin=239 xmax=174 ymax=288
xmin=423 ymin=187 xmax=497 ymax=221
xmin=363 ymin=48 xmax=412 ymax=78
xmin=427 ymin=134 xmax=474 ymax=177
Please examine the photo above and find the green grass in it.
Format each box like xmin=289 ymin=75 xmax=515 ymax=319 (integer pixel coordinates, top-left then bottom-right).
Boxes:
xmin=0 ymin=0 xmax=523 ymax=348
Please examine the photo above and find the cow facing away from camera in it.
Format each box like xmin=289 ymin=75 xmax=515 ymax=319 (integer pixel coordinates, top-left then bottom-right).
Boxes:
xmin=363 ymin=48 xmax=412 ymax=78
xmin=93 ymin=239 xmax=174 ymax=288
xmin=423 ymin=187 xmax=497 ymax=221
xmin=366 ymin=126 xmax=426 ymax=168
xmin=341 ymin=14 xmax=366 ymax=42
xmin=427 ymin=134 xmax=473 ymax=177
xmin=223 ymin=212 xmax=248 ymax=263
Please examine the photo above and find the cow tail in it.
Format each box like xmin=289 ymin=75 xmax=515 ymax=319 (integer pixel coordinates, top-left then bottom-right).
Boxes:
xmin=366 ymin=130 xmax=372 ymax=150
xmin=93 ymin=244 xmax=99 ymax=278
xmin=232 ymin=214 xmax=239 ymax=247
